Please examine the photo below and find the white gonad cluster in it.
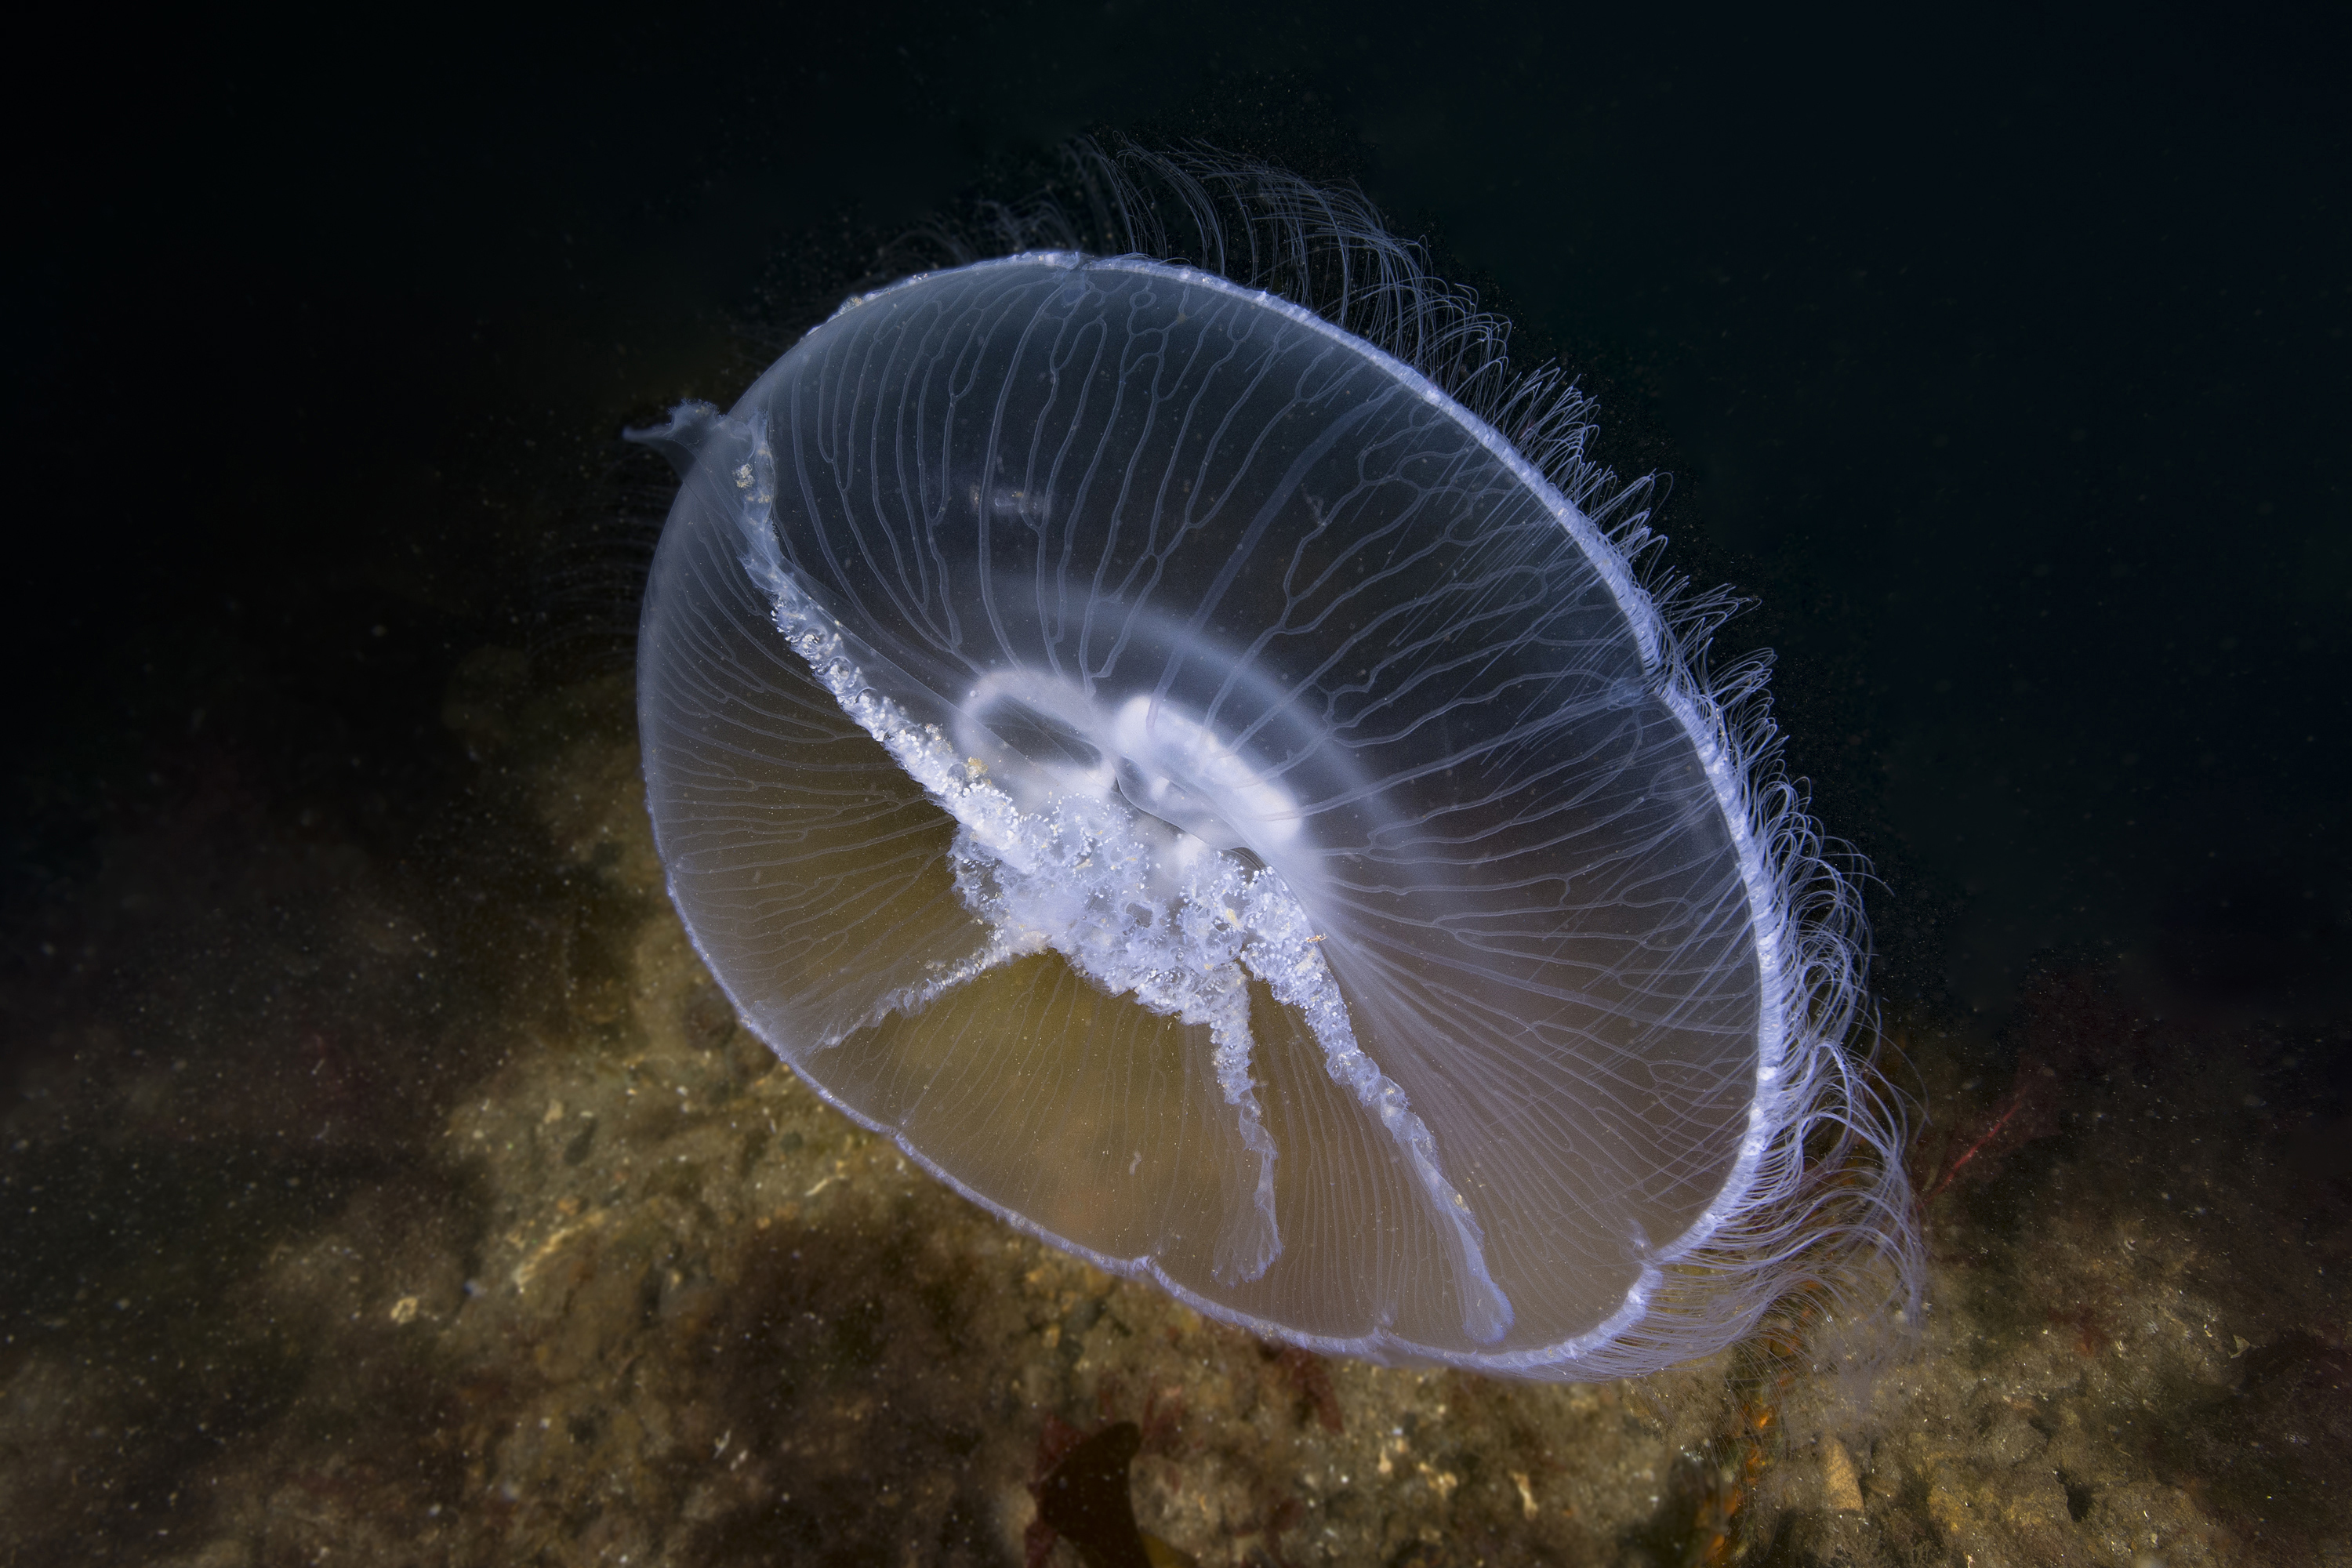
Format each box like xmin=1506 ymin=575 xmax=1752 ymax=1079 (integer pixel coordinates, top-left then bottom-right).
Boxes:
xmin=630 ymin=143 xmax=1921 ymax=1379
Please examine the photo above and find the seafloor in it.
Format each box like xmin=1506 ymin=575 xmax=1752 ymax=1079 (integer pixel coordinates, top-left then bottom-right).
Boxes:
xmin=2 ymin=652 xmax=2346 ymax=1568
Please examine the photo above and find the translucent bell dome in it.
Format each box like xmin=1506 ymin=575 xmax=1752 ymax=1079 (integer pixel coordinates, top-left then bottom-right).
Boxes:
xmin=632 ymin=160 xmax=1915 ymax=1378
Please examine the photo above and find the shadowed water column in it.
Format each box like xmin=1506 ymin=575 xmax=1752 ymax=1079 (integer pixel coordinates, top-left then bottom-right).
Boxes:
xmin=633 ymin=161 xmax=1917 ymax=1378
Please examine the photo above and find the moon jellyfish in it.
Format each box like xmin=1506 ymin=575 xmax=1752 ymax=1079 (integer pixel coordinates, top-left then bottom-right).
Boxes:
xmin=631 ymin=151 xmax=1919 ymax=1377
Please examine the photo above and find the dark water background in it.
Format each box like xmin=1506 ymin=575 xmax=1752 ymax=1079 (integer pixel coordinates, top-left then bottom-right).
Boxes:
xmin=4 ymin=4 xmax=2349 ymax=1561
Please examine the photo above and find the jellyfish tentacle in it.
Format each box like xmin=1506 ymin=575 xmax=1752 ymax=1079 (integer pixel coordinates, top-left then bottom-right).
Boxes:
xmin=819 ymin=935 xmax=1023 ymax=1054
xmin=949 ymin=798 xmax=1285 ymax=1287
xmin=1182 ymin=945 xmax=1283 ymax=1287
xmin=1238 ymin=873 xmax=1514 ymax=1345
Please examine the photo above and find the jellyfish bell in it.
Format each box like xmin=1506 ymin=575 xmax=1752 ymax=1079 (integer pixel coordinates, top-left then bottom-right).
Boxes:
xmin=631 ymin=151 xmax=1921 ymax=1378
